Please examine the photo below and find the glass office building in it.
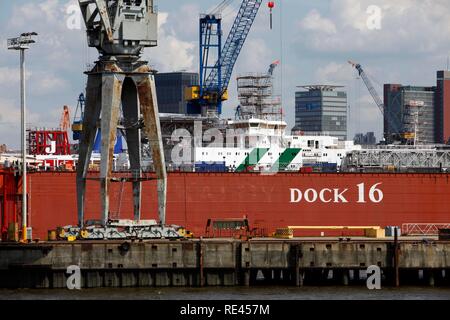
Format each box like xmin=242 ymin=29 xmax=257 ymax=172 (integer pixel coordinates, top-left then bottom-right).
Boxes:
xmin=155 ymin=72 xmax=199 ymax=114
xmin=294 ymin=85 xmax=348 ymax=140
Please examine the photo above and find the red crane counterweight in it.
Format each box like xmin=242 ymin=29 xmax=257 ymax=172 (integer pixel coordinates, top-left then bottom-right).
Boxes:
xmin=268 ymin=1 xmax=275 ymax=29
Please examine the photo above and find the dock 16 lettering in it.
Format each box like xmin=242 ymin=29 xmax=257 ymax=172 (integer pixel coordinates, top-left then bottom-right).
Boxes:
xmin=290 ymin=183 xmax=384 ymax=204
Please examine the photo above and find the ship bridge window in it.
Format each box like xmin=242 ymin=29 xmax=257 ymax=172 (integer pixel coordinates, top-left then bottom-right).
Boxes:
xmin=315 ymin=141 xmax=320 ymax=149
xmin=250 ymin=123 xmax=259 ymax=128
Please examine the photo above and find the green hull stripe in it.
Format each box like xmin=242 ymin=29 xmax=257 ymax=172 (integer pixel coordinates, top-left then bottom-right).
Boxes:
xmin=270 ymin=148 xmax=302 ymax=172
xmin=236 ymin=148 xmax=269 ymax=172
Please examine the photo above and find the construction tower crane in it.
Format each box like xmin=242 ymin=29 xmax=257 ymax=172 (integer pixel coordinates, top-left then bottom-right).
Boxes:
xmin=186 ymin=0 xmax=263 ymax=116
xmin=348 ymin=60 xmax=404 ymax=143
xmin=263 ymin=60 xmax=280 ymax=86
xmin=268 ymin=60 xmax=280 ymax=76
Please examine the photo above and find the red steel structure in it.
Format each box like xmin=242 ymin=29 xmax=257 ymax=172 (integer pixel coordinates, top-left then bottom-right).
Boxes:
xmin=402 ymin=223 xmax=450 ymax=236
xmin=1 ymin=172 xmax=449 ymax=240
xmin=0 ymin=168 xmax=18 ymax=241
xmin=28 ymin=129 xmax=71 ymax=156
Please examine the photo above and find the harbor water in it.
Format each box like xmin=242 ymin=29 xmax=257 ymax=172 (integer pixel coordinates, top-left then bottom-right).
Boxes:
xmin=1 ymin=287 xmax=449 ymax=300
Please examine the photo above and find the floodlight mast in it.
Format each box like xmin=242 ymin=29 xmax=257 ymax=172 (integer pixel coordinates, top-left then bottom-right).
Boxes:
xmin=7 ymin=32 xmax=38 ymax=242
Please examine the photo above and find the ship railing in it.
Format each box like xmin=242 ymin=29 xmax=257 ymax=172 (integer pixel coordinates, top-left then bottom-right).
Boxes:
xmin=402 ymin=223 xmax=450 ymax=236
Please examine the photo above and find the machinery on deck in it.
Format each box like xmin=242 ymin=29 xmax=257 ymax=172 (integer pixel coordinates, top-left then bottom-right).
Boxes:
xmin=186 ymin=0 xmax=263 ymax=116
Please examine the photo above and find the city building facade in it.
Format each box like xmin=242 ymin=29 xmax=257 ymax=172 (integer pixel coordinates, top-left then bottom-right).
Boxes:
xmin=436 ymin=71 xmax=450 ymax=144
xmin=384 ymin=84 xmax=436 ymax=144
xmin=155 ymin=72 xmax=199 ymax=114
xmin=294 ymin=85 xmax=348 ymax=140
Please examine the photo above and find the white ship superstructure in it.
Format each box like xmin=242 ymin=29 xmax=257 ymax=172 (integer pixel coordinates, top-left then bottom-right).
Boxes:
xmin=194 ymin=117 xmax=361 ymax=172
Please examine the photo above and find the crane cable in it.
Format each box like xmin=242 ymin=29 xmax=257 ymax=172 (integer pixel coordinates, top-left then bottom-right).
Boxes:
xmin=279 ymin=1 xmax=284 ymax=123
xmin=209 ymin=0 xmax=235 ymax=15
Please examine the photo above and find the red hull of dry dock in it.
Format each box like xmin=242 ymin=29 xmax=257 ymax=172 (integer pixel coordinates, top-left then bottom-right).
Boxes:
xmin=2 ymin=172 xmax=450 ymax=240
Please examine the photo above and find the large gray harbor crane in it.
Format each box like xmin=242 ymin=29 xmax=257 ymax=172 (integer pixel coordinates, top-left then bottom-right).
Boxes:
xmin=63 ymin=0 xmax=180 ymax=240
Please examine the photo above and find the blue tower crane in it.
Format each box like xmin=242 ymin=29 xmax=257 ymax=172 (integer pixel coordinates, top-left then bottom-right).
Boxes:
xmin=187 ymin=0 xmax=263 ymax=116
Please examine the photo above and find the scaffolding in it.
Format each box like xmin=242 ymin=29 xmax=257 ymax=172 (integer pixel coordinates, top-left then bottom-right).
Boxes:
xmin=236 ymin=72 xmax=282 ymax=120
xmin=402 ymin=100 xmax=423 ymax=145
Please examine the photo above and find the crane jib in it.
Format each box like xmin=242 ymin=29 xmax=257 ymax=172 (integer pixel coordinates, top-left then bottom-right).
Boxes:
xmin=352 ymin=62 xmax=402 ymax=135
xmin=204 ymin=0 xmax=263 ymax=93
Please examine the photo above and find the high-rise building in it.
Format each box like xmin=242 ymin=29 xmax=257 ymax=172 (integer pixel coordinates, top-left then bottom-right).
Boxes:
xmin=383 ymin=85 xmax=436 ymax=144
xmin=354 ymin=132 xmax=377 ymax=145
xmin=294 ymin=85 xmax=348 ymax=140
xmin=155 ymin=72 xmax=199 ymax=114
xmin=436 ymin=71 xmax=450 ymax=144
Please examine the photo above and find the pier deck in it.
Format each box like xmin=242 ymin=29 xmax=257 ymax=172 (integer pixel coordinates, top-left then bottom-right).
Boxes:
xmin=0 ymin=237 xmax=449 ymax=288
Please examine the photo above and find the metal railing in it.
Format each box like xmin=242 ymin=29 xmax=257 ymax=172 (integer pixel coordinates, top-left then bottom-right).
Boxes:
xmin=402 ymin=223 xmax=450 ymax=236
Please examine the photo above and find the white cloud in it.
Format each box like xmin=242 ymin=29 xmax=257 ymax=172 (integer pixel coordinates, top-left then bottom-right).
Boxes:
xmin=0 ymin=98 xmax=20 ymax=125
xmin=238 ymin=38 xmax=273 ymax=73
xmin=144 ymin=11 xmax=196 ymax=72
xmin=314 ymin=62 xmax=354 ymax=84
xmin=297 ymin=0 xmax=450 ymax=54
xmin=31 ymin=72 xmax=71 ymax=95
xmin=0 ymin=67 xmax=29 ymax=87
xmin=0 ymin=97 xmax=43 ymax=147
xmin=298 ymin=10 xmax=337 ymax=34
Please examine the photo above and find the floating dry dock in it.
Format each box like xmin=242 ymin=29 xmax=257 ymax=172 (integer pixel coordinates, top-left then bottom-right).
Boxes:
xmin=0 ymin=238 xmax=449 ymax=288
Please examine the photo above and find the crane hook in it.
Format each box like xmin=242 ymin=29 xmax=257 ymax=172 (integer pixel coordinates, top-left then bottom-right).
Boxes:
xmin=268 ymin=1 xmax=275 ymax=30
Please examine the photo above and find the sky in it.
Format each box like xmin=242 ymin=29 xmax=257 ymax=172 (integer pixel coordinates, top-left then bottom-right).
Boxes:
xmin=1 ymin=0 xmax=450 ymax=148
